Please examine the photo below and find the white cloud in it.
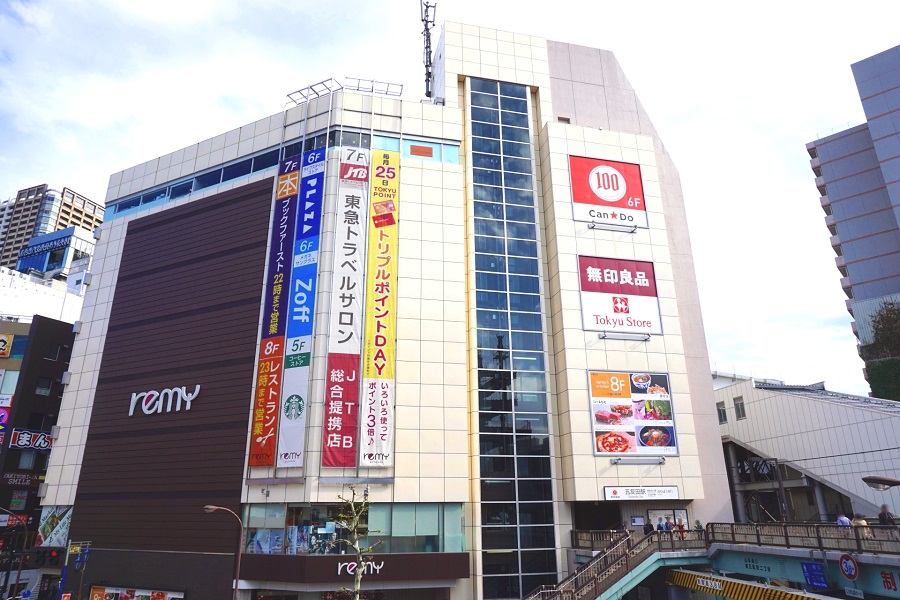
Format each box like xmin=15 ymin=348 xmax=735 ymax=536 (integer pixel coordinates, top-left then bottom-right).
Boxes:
xmin=0 ymin=0 xmax=893 ymax=396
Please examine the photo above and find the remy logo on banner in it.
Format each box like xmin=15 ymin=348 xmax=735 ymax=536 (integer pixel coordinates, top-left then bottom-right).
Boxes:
xmin=277 ymin=148 xmax=326 ymax=468
xmin=248 ymin=157 xmax=301 ymax=467
xmin=322 ymin=147 xmax=371 ymax=468
xmin=360 ymin=150 xmax=399 ymax=468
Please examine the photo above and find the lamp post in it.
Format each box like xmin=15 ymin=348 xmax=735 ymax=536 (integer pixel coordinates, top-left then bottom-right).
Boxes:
xmin=204 ymin=505 xmax=243 ymax=600
xmin=863 ymin=475 xmax=900 ymax=491
xmin=0 ymin=507 xmax=28 ymax=600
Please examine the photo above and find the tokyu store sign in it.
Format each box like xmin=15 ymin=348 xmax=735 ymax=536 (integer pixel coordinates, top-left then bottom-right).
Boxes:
xmin=578 ymin=256 xmax=662 ymax=335
xmin=569 ymin=156 xmax=647 ymax=228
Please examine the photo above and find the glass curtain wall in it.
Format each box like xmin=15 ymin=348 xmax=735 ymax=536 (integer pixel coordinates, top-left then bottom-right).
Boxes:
xmin=469 ymin=78 xmax=558 ymax=599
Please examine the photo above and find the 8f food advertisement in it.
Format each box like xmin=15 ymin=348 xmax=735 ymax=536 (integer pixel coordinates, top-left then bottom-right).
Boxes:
xmin=589 ymin=371 xmax=678 ymax=456
xmin=360 ymin=150 xmax=399 ymax=468
xmin=578 ymin=255 xmax=662 ymax=335
xmin=569 ymin=156 xmax=647 ymax=228
xmin=249 ymin=158 xmax=301 ymax=467
xmin=277 ymin=148 xmax=326 ymax=468
xmin=322 ymin=147 xmax=371 ymax=468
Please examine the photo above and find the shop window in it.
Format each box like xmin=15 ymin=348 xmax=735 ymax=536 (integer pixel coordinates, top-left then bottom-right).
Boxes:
xmin=734 ymin=396 xmax=746 ymax=420
xmin=717 ymin=401 xmax=727 ymax=424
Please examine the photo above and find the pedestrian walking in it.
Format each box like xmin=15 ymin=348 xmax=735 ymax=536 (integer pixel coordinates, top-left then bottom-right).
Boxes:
xmin=879 ymin=504 xmax=896 ymax=526
xmin=837 ymin=513 xmax=851 ymax=527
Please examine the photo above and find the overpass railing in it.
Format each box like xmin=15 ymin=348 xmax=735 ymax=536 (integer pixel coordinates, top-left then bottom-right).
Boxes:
xmin=525 ymin=523 xmax=900 ymax=600
xmin=708 ymin=522 xmax=900 ymax=555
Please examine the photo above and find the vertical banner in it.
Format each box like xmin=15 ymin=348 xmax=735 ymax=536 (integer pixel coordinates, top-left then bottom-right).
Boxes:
xmin=321 ymin=147 xmax=370 ymax=467
xmin=360 ymin=150 xmax=399 ymax=468
xmin=277 ymin=148 xmax=326 ymax=468
xmin=248 ymin=158 xmax=301 ymax=467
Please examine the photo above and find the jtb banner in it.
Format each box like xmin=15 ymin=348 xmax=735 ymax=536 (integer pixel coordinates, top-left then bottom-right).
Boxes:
xmin=249 ymin=158 xmax=301 ymax=467
xmin=322 ymin=147 xmax=370 ymax=467
xmin=360 ymin=150 xmax=399 ymax=467
xmin=277 ymin=148 xmax=326 ymax=468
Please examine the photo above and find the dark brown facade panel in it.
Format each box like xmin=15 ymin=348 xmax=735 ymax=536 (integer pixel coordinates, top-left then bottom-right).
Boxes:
xmin=74 ymin=181 xmax=273 ymax=555
xmin=60 ymin=548 xmax=235 ymax=600
xmin=240 ymin=552 xmax=471 ymax=584
xmin=107 ymin=254 xmax=265 ymax=324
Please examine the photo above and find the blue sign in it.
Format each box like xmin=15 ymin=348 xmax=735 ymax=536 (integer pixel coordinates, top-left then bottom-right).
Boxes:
xmin=801 ymin=561 xmax=829 ymax=589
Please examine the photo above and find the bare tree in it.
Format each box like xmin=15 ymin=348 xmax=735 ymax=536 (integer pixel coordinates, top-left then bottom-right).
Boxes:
xmin=331 ymin=485 xmax=382 ymax=600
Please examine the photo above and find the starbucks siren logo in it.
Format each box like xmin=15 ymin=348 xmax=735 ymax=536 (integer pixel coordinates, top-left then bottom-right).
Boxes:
xmin=284 ymin=394 xmax=305 ymax=420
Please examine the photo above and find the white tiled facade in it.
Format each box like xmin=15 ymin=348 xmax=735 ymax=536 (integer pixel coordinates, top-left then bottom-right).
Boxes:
xmin=44 ymin=21 xmax=731 ymax=600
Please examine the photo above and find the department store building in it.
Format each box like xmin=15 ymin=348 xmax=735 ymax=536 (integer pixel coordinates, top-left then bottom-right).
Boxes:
xmin=41 ymin=21 xmax=731 ymax=600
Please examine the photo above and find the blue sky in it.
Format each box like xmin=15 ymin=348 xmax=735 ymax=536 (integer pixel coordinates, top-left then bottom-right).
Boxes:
xmin=1 ymin=0 xmax=896 ymax=395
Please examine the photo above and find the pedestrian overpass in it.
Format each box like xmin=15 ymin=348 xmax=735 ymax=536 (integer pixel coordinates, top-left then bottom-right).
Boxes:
xmin=524 ymin=523 xmax=900 ymax=600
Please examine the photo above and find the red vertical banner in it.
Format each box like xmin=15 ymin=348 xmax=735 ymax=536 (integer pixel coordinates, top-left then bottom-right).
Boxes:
xmin=322 ymin=353 xmax=361 ymax=466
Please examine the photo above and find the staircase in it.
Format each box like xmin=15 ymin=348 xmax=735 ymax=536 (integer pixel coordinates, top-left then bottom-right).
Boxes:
xmin=523 ymin=531 xmax=708 ymax=600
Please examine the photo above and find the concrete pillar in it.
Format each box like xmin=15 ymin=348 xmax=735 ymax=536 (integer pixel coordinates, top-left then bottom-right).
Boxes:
xmin=813 ymin=479 xmax=829 ymax=522
xmin=726 ymin=444 xmax=748 ymax=522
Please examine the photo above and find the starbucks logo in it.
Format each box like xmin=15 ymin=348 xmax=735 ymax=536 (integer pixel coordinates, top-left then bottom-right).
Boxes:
xmin=284 ymin=394 xmax=305 ymax=420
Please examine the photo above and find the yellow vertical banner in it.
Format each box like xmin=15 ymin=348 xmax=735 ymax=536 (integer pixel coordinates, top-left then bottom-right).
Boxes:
xmin=360 ymin=150 xmax=400 ymax=467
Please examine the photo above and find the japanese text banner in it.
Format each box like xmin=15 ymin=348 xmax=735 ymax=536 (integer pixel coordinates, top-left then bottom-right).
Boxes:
xmin=360 ymin=150 xmax=399 ymax=468
xmin=277 ymin=148 xmax=326 ymax=468
xmin=249 ymin=158 xmax=300 ymax=467
xmin=322 ymin=147 xmax=371 ymax=468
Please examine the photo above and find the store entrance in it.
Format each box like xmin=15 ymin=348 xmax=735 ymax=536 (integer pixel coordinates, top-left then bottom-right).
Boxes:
xmin=572 ymin=501 xmax=623 ymax=531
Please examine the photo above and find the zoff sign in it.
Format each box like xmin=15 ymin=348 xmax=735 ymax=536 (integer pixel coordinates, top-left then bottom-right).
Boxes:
xmin=129 ymin=385 xmax=200 ymax=416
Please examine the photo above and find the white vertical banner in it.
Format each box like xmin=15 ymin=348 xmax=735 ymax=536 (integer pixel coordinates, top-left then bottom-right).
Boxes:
xmin=321 ymin=147 xmax=371 ymax=468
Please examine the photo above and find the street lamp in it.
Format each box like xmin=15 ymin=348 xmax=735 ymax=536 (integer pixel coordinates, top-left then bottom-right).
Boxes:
xmin=862 ymin=476 xmax=900 ymax=491
xmin=204 ymin=505 xmax=243 ymax=600
xmin=0 ymin=507 xmax=28 ymax=600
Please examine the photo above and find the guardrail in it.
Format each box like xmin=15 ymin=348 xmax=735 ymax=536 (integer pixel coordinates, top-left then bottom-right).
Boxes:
xmin=708 ymin=522 xmax=900 ymax=555
xmin=525 ymin=523 xmax=900 ymax=600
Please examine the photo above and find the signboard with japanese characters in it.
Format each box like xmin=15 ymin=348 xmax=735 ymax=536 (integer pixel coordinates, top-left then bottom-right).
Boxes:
xmin=0 ymin=336 xmax=11 ymax=359
xmin=589 ymin=370 xmax=678 ymax=456
xmin=322 ymin=147 xmax=371 ymax=468
xmin=569 ymin=156 xmax=647 ymax=228
xmin=9 ymin=428 xmax=53 ymax=451
xmin=578 ymin=256 xmax=662 ymax=335
xmin=360 ymin=150 xmax=399 ymax=468
xmin=277 ymin=148 xmax=326 ymax=468
xmin=248 ymin=158 xmax=301 ymax=467
xmin=604 ymin=486 xmax=678 ymax=501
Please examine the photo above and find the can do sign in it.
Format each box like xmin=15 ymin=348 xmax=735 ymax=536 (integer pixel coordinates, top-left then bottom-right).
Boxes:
xmin=129 ymin=385 xmax=200 ymax=416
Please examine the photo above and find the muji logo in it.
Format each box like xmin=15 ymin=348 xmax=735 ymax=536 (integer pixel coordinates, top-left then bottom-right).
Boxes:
xmin=340 ymin=163 xmax=368 ymax=182
xmin=589 ymin=164 xmax=626 ymax=202
xmin=613 ymin=297 xmax=629 ymax=313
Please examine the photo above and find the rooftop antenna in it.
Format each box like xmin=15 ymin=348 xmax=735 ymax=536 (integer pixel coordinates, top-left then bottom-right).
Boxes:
xmin=421 ymin=1 xmax=437 ymax=98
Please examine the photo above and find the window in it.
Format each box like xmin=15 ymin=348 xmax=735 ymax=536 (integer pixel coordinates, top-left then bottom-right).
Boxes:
xmin=35 ymin=377 xmax=53 ymax=396
xmin=43 ymin=344 xmax=61 ymax=361
xmin=734 ymin=396 xmax=746 ymax=420
xmin=716 ymin=401 xmax=727 ymax=424
xmin=18 ymin=450 xmax=35 ymax=470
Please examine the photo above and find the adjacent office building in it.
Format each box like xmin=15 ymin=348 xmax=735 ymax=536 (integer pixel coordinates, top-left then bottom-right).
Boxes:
xmin=0 ymin=185 xmax=104 ymax=269
xmin=805 ymin=45 xmax=900 ymax=360
xmin=42 ymin=21 xmax=731 ymax=600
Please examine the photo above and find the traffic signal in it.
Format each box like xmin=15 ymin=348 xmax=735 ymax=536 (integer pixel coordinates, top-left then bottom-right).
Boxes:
xmin=34 ymin=550 xmax=46 ymax=567
xmin=49 ymin=550 xmax=60 ymax=566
